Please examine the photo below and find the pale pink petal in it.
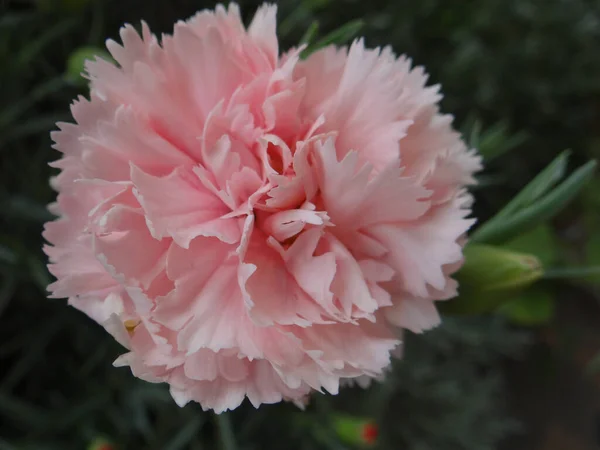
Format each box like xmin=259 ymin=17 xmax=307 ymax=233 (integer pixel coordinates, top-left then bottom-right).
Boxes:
xmin=131 ymin=164 xmax=239 ymax=247
xmin=93 ymin=206 xmax=170 ymax=289
xmin=277 ymin=228 xmax=339 ymax=318
xmin=325 ymin=234 xmax=379 ymax=317
xmin=315 ymin=138 xmax=430 ymax=230
xmin=372 ymin=194 xmax=475 ymax=298
xmin=384 ymin=297 xmax=441 ymax=334
xmin=242 ymin=230 xmax=328 ymax=327
xmin=248 ymin=4 xmax=279 ymax=68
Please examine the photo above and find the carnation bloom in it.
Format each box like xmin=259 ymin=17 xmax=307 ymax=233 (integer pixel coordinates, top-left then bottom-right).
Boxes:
xmin=44 ymin=3 xmax=481 ymax=412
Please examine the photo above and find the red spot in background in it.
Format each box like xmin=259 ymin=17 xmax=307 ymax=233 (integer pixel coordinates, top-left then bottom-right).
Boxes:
xmin=97 ymin=445 xmax=114 ymax=450
xmin=361 ymin=422 xmax=379 ymax=445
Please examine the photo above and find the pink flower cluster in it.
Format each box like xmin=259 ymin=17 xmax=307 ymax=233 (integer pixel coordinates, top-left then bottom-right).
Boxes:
xmin=44 ymin=3 xmax=481 ymax=412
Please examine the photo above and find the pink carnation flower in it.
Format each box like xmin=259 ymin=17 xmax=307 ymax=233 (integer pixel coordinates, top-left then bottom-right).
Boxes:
xmin=44 ymin=3 xmax=481 ymax=412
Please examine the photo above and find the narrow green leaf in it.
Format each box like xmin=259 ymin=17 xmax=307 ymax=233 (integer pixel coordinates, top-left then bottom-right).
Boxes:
xmin=0 ymin=13 xmax=35 ymax=29
xmin=0 ymin=77 xmax=67 ymax=129
xmin=0 ymin=245 xmax=18 ymax=265
xmin=495 ymin=150 xmax=570 ymax=219
xmin=279 ymin=4 xmax=308 ymax=38
xmin=471 ymin=173 xmax=507 ymax=190
xmin=216 ymin=413 xmax=237 ymax=450
xmin=50 ymin=395 xmax=108 ymax=433
xmin=0 ymin=113 xmax=68 ymax=146
xmin=1 ymin=319 xmax=63 ymax=392
xmin=2 ymin=195 xmax=54 ymax=223
xmin=16 ymin=20 xmax=76 ymax=70
xmin=27 ymin=256 xmax=52 ymax=292
xmin=0 ymin=393 xmax=49 ymax=428
xmin=466 ymin=118 xmax=482 ymax=150
xmin=300 ymin=21 xmax=320 ymax=46
xmin=301 ymin=20 xmax=364 ymax=58
xmin=472 ymin=160 xmax=597 ymax=244
xmin=78 ymin=341 xmax=113 ymax=376
xmin=478 ymin=124 xmax=528 ymax=161
xmin=164 ymin=416 xmax=206 ymax=450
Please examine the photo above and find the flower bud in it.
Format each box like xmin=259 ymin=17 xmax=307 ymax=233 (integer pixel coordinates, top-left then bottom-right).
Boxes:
xmin=443 ymin=244 xmax=543 ymax=314
xmin=87 ymin=439 xmax=114 ymax=450
xmin=66 ymin=47 xmax=113 ymax=86
xmin=333 ymin=415 xmax=378 ymax=447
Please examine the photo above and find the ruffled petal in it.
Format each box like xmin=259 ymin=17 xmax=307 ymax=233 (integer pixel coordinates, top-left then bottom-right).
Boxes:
xmin=131 ymin=164 xmax=239 ymax=248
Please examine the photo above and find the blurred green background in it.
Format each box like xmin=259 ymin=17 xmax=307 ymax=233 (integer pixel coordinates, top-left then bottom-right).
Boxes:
xmin=2 ymin=0 xmax=600 ymax=449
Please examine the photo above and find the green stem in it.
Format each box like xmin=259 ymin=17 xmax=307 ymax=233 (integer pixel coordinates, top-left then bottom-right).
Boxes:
xmin=216 ymin=413 xmax=237 ymax=450
xmin=543 ymin=266 xmax=600 ymax=280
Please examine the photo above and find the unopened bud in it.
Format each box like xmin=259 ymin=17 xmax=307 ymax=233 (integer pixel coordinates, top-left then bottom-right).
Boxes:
xmin=88 ymin=439 xmax=115 ymax=450
xmin=443 ymin=244 xmax=543 ymax=314
xmin=66 ymin=47 xmax=113 ymax=86
xmin=333 ymin=415 xmax=378 ymax=447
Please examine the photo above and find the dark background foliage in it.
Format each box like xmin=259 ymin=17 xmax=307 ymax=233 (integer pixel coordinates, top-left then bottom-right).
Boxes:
xmin=1 ymin=0 xmax=600 ymax=449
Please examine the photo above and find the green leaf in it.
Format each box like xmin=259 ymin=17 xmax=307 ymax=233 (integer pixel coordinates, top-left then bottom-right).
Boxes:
xmin=478 ymin=122 xmax=528 ymax=162
xmin=50 ymin=395 xmax=109 ymax=433
xmin=301 ymin=20 xmax=364 ymax=58
xmin=464 ymin=117 xmax=482 ymax=150
xmin=16 ymin=20 xmax=76 ymax=70
xmin=216 ymin=413 xmax=237 ymax=450
xmin=27 ymin=256 xmax=52 ymax=292
xmin=0 ymin=77 xmax=67 ymax=130
xmin=495 ymin=150 xmax=570 ymax=219
xmin=462 ymin=118 xmax=527 ymax=162
xmin=471 ymin=173 xmax=507 ymax=190
xmin=0 ymin=113 xmax=69 ymax=146
xmin=0 ymin=245 xmax=18 ymax=266
xmin=163 ymin=416 xmax=206 ymax=450
xmin=0 ymin=393 xmax=49 ymax=429
xmin=1 ymin=318 xmax=64 ymax=392
xmin=472 ymin=159 xmax=597 ymax=244
xmin=497 ymin=287 xmax=555 ymax=326
xmin=300 ymin=21 xmax=320 ymax=46
xmin=66 ymin=46 xmax=114 ymax=85
xmin=2 ymin=195 xmax=54 ymax=223
xmin=0 ymin=13 xmax=35 ymax=29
